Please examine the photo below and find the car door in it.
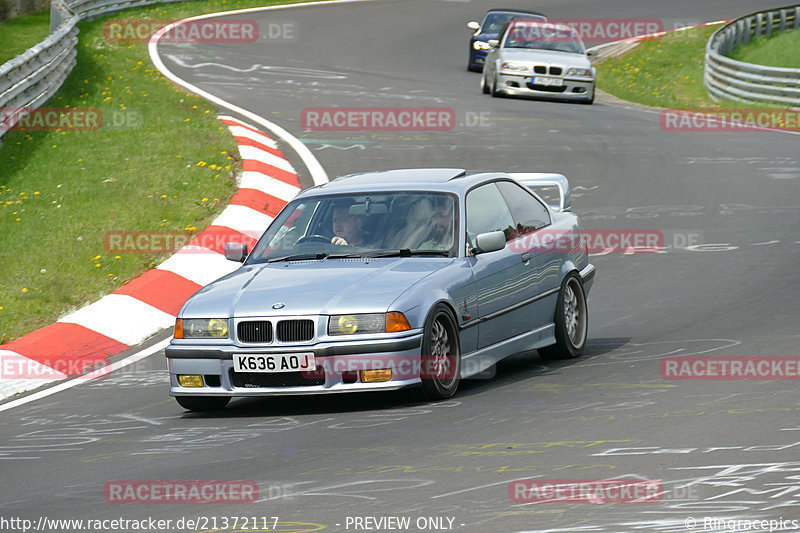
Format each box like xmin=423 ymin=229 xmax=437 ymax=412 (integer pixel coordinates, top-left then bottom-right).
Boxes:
xmin=465 ymin=182 xmax=531 ymax=349
xmin=495 ymin=180 xmax=559 ymax=328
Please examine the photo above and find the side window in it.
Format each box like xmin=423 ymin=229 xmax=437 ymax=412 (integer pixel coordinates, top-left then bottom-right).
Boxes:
xmin=466 ymin=183 xmax=516 ymax=244
xmin=496 ymin=181 xmax=551 ymax=236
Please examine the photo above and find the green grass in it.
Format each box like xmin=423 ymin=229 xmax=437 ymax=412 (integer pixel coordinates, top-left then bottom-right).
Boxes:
xmin=0 ymin=9 xmax=52 ymax=64
xmin=0 ymin=0 xmax=324 ymax=343
xmin=598 ymin=23 xmax=798 ymax=109
xmin=729 ymin=28 xmax=800 ymax=68
xmin=597 ymin=24 xmax=724 ymax=109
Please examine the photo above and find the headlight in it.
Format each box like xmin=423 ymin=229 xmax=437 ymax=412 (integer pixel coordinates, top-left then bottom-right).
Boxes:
xmin=566 ymin=67 xmax=593 ymax=77
xmin=328 ymin=312 xmax=411 ymax=335
xmin=501 ymin=62 xmax=529 ymax=73
xmin=473 ymin=40 xmax=491 ymax=50
xmin=176 ymin=318 xmax=230 ymax=339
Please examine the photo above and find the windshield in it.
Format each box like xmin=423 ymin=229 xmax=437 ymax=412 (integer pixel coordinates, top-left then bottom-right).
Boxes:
xmin=504 ymin=23 xmax=585 ymax=54
xmin=246 ymin=192 xmax=459 ymax=264
xmin=481 ymin=12 xmax=543 ymax=33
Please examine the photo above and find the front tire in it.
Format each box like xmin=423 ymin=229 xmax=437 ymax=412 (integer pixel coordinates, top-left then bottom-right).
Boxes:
xmin=175 ymin=396 xmax=231 ymax=412
xmin=490 ymin=73 xmax=502 ymax=97
xmin=415 ymin=304 xmax=461 ymax=400
xmin=481 ymin=72 xmax=490 ymax=94
xmin=539 ymin=273 xmax=588 ymax=360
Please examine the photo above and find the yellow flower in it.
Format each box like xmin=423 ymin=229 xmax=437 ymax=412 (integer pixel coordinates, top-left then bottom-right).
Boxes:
xmin=160 ymin=194 xmax=167 ymax=198
xmin=95 ymin=263 xmax=102 ymax=267
xmin=184 ymin=118 xmax=191 ymax=123
xmin=202 ymin=197 xmax=208 ymax=202
xmin=22 ymin=288 xmax=28 ymax=293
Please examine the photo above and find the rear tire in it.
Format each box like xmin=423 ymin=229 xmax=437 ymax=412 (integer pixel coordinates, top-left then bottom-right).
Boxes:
xmin=539 ymin=273 xmax=588 ymax=360
xmin=175 ymin=396 xmax=230 ymax=412
xmin=414 ymin=305 xmax=461 ymax=400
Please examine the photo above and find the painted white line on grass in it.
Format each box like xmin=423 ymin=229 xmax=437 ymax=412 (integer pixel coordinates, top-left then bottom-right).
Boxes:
xmin=240 ymin=172 xmax=302 ymax=201
xmin=58 ymin=294 xmax=175 ymax=346
xmin=239 ymin=145 xmax=297 ymax=174
xmin=213 ymin=204 xmax=274 ymax=239
xmin=0 ymin=339 xmax=171 ymax=413
xmin=156 ymin=247 xmax=239 ymax=286
xmin=225 ymin=124 xmax=279 ymax=149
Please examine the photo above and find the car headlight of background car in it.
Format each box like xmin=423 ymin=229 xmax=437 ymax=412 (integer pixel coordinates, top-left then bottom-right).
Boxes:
xmin=501 ymin=61 xmax=530 ymax=74
xmin=566 ymin=67 xmax=594 ymax=77
xmin=473 ymin=40 xmax=492 ymax=50
xmin=328 ymin=312 xmax=411 ymax=335
xmin=174 ymin=318 xmax=229 ymax=339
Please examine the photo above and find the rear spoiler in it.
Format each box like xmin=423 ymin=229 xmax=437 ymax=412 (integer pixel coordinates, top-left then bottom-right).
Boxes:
xmin=509 ymin=173 xmax=571 ymax=212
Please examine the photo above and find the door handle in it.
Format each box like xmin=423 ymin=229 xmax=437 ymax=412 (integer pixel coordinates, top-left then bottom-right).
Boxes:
xmin=521 ymin=252 xmax=532 ymax=262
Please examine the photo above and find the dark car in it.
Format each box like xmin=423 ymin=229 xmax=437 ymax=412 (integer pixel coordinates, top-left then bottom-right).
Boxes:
xmin=467 ymin=8 xmax=547 ymax=72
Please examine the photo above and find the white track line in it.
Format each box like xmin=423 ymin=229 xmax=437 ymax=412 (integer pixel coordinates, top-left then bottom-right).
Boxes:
xmin=146 ymin=1 xmax=379 ymax=186
xmin=0 ymin=339 xmax=171 ymax=413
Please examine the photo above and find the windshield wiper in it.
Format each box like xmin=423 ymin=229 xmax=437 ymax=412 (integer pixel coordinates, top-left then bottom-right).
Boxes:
xmin=267 ymin=252 xmax=328 ymax=263
xmin=363 ymin=249 xmax=451 ymax=258
xmin=325 ymin=252 xmax=366 ymax=259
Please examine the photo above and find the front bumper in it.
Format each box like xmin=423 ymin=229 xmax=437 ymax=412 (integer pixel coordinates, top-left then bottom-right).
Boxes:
xmin=167 ymin=333 xmax=424 ymax=397
xmin=497 ymin=72 xmax=594 ymax=100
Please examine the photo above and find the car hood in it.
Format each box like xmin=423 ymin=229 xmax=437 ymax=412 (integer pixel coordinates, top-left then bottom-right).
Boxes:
xmin=180 ymin=257 xmax=454 ymax=318
xmin=498 ymin=48 xmax=590 ymax=68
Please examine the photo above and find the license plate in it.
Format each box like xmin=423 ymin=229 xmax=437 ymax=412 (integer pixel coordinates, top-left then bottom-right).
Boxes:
xmin=532 ymin=76 xmax=563 ymax=87
xmin=233 ymin=353 xmax=315 ymax=373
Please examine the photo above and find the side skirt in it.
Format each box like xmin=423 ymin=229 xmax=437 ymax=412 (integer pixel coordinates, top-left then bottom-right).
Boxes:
xmin=460 ymin=323 xmax=555 ymax=378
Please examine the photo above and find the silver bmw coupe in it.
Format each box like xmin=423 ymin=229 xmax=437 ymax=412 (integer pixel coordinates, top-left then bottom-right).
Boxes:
xmin=166 ymin=169 xmax=595 ymax=411
xmin=481 ymin=20 xmax=596 ymax=103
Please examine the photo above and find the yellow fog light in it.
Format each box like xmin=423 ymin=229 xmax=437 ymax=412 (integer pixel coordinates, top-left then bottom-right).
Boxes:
xmin=178 ymin=374 xmax=204 ymax=387
xmin=361 ymin=369 xmax=392 ymax=383
xmin=208 ymin=318 xmax=228 ymax=338
xmin=337 ymin=315 xmax=359 ymax=334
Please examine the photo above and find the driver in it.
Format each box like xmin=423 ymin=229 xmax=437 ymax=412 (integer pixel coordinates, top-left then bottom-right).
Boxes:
xmin=331 ymin=203 xmax=364 ymax=246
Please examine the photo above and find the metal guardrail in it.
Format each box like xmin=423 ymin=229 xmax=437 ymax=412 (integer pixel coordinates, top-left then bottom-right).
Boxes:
xmin=705 ymin=5 xmax=800 ymax=106
xmin=0 ymin=0 xmax=185 ymax=141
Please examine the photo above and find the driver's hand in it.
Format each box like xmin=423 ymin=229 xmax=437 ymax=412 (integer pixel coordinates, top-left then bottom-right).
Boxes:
xmin=331 ymin=236 xmax=348 ymax=245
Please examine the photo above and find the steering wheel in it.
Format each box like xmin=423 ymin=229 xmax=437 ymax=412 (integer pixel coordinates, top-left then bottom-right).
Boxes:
xmin=295 ymin=234 xmax=330 ymax=245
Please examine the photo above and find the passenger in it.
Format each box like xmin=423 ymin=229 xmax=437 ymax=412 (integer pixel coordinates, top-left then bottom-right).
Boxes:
xmin=419 ymin=199 xmax=455 ymax=250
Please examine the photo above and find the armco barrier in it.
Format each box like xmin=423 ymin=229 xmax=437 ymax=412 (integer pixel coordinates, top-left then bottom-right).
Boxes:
xmin=0 ymin=0 xmax=185 ymax=140
xmin=704 ymin=5 xmax=800 ymax=106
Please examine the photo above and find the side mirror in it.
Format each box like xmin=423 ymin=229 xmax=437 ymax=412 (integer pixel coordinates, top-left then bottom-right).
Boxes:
xmin=473 ymin=231 xmax=506 ymax=254
xmin=488 ymin=39 xmax=500 ymax=48
xmin=586 ymin=48 xmax=598 ymax=57
xmin=467 ymin=21 xmax=480 ymax=31
xmin=224 ymin=242 xmax=248 ymax=263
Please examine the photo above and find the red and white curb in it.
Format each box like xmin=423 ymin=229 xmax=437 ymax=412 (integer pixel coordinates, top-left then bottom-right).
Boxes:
xmin=0 ymin=116 xmax=301 ymax=401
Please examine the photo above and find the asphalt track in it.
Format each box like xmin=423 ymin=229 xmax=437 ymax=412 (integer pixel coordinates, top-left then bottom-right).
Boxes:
xmin=2 ymin=1 xmax=800 ymax=532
